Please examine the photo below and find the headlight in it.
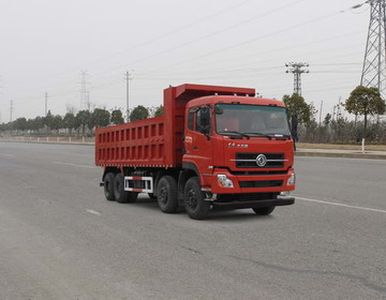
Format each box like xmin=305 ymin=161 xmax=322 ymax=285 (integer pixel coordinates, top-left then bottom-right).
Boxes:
xmin=287 ymin=172 xmax=296 ymax=186
xmin=217 ymin=174 xmax=234 ymax=188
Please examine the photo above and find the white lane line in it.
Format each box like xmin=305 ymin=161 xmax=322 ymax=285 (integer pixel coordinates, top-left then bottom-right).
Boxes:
xmin=86 ymin=209 xmax=101 ymax=216
xmin=296 ymin=196 xmax=386 ymax=214
xmin=0 ymin=153 xmax=15 ymax=158
xmin=53 ymin=161 xmax=96 ymax=169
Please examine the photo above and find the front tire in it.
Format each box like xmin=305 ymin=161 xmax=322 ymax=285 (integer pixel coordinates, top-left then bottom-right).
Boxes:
xmin=252 ymin=206 xmax=275 ymax=216
xmin=183 ymin=177 xmax=210 ymax=220
xmin=157 ymin=176 xmax=178 ymax=213
xmin=104 ymin=172 xmax=115 ymax=201
xmin=114 ymin=173 xmax=138 ymax=203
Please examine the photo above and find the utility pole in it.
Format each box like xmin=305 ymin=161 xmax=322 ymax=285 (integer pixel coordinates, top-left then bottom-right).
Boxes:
xmin=285 ymin=62 xmax=309 ymax=96
xmin=80 ymin=71 xmax=90 ymax=110
xmin=124 ymin=70 xmax=134 ymax=121
xmin=319 ymin=100 xmax=323 ymax=126
xmin=45 ymin=92 xmax=48 ymax=116
xmin=9 ymin=99 xmax=13 ymax=122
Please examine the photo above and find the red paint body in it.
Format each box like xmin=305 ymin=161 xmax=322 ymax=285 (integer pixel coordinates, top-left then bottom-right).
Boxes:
xmin=95 ymin=83 xmax=295 ymax=205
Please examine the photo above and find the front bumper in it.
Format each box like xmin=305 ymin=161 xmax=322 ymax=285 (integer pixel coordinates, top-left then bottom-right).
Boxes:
xmin=211 ymin=195 xmax=295 ymax=210
xmin=202 ymin=168 xmax=296 ymax=194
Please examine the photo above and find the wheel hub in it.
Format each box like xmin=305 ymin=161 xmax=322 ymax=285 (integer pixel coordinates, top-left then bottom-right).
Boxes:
xmin=159 ymin=187 xmax=168 ymax=204
xmin=186 ymin=189 xmax=198 ymax=209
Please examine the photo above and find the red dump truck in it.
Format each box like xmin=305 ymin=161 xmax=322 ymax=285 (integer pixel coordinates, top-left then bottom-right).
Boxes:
xmin=95 ymin=83 xmax=295 ymax=219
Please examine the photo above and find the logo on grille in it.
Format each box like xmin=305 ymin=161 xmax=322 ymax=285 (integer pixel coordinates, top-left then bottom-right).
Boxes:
xmin=255 ymin=154 xmax=267 ymax=167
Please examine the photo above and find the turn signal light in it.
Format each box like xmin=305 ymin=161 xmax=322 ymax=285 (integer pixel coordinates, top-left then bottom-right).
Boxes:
xmin=287 ymin=172 xmax=296 ymax=186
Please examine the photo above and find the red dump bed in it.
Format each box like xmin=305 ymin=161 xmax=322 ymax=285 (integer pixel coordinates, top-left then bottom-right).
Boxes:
xmin=95 ymin=116 xmax=169 ymax=168
xmin=95 ymin=83 xmax=255 ymax=168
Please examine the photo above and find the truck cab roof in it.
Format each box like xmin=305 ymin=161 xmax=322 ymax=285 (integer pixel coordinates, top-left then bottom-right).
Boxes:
xmin=186 ymin=95 xmax=286 ymax=109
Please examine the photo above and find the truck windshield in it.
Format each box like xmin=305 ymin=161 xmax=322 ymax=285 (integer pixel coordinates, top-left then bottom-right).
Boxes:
xmin=215 ymin=104 xmax=291 ymax=137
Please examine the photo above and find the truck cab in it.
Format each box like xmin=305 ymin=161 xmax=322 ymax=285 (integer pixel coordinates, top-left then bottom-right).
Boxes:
xmin=181 ymin=95 xmax=295 ymax=216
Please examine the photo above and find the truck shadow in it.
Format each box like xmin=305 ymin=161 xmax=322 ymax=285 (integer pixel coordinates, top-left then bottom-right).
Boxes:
xmin=205 ymin=210 xmax=274 ymax=222
xmin=133 ymin=194 xmax=274 ymax=221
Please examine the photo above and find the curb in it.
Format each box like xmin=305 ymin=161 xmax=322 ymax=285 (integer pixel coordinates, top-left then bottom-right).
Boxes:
xmin=296 ymin=150 xmax=386 ymax=160
xmin=0 ymin=140 xmax=94 ymax=146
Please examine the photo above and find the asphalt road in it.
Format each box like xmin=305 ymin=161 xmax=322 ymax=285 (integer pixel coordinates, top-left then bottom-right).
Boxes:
xmin=0 ymin=142 xmax=385 ymax=300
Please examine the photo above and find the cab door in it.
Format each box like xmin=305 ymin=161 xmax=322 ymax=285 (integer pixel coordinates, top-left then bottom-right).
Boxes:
xmin=184 ymin=106 xmax=213 ymax=172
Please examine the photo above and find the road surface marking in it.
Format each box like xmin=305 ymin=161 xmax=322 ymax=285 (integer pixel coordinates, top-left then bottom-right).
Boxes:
xmin=296 ymin=196 xmax=386 ymax=214
xmin=86 ymin=209 xmax=101 ymax=216
xmin=53 ymin=161 xmax=96 ymax=169
xmin=0 ymin=153 xmax=15 ymax=158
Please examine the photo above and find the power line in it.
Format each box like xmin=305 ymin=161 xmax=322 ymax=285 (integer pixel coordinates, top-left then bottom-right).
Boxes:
xmin=3 ymin=2 xmax=367 ymax=112
xmin=145 ymin=9 xmax=349 ymax=75
xmin=98 ymin=0 xmax=307 ymax=76
xmin=6 ymin=4 xmax=361 ymax=105
xmin=57 ymin=0 xmax=255 ymax=75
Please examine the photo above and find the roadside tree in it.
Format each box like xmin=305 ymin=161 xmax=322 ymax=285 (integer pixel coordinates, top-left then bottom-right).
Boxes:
xmin=92 ymin=108 xmax=110 ymax=128
xmin=130 ymin=105 xmax=149 ymax=122
xmin=345 ymin=86 xmax=386 ymax=137
xmin=111 ymin=109 xmax=124 ymax=125
xmin=283 ymin=93 xmax=313 ymax=141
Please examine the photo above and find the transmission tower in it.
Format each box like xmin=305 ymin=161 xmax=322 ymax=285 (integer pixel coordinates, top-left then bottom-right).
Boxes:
xmin=285 ymin=62 xmax=309 ymax=96
xmin=360 ymin=0 xmax=386 ymax=98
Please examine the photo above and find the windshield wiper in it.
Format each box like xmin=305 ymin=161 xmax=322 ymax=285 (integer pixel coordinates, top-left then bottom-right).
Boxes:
xmin=218 ymin=130 xmax=250 ymax=139
xmin=243 ymin=132 xmax=273 ymax=140
xmin=244 ymin=132 xmax=292 ymax=140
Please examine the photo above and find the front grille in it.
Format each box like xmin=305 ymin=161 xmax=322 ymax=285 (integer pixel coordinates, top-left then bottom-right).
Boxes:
xmin=231 ymin=170 xmax=288 ymax=175
xmin=235 ymin=153 xmax=285 ymax=168
xmin=239 ymin=180 xmax=283 ymax=188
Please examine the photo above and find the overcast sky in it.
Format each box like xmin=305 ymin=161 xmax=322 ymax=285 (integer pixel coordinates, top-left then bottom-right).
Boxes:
xmin=0 ymin=0 xmax=370 ymax=122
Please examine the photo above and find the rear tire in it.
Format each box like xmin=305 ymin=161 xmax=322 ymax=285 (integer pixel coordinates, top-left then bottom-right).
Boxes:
xmin=252 ymin=206 xmax=275 ymax=216
xmin=114 ymin=173 xmax=138 ymax=203
xmin=104 ymin=172 xmax=115 ymax=201
xmin=183 ymin=177 xmax=210 ymax=220
xmin=157 ymin=176 xmax=178 ymax=213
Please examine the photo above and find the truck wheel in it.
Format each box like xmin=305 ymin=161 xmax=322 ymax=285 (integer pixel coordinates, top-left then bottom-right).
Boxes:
xmin=157 ymin=176 xmax=178 ymax=213
xmin=184 ymin=177 xmax=210 ymax=220
xmin=252 ymin=206 xmax=275 ymax=216
xmin=104 ymin=172 xmax=115 ymax=201
xmin=114 ymin=173 xmax=138 ymax=203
